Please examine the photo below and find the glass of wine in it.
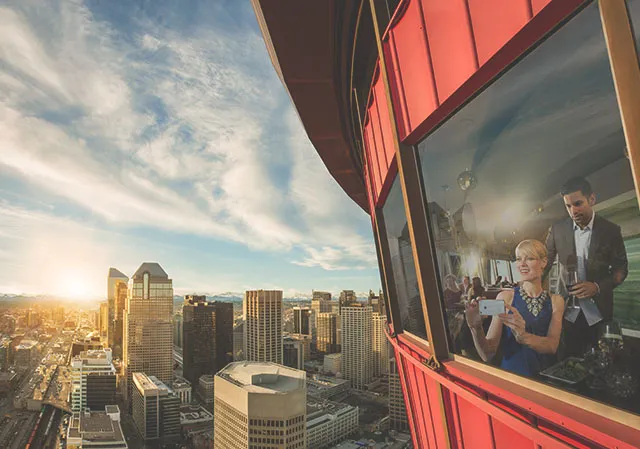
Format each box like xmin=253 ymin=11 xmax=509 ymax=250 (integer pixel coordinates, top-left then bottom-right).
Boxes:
xmin=565 ymin=270 xmax=580 ymax=319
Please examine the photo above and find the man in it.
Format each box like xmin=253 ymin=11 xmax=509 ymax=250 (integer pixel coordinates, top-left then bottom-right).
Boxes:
xmin=544 ymin=177 xmax=628 ymax=356
xmin=460 ymin=276 xmax=471 ymax=295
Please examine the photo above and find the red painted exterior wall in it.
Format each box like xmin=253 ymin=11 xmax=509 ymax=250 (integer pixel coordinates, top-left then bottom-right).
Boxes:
xmin=362 ymin=0 xmax=640 ymax=448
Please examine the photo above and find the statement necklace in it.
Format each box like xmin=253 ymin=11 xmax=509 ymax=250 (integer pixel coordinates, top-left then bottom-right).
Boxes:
xmin=520 ymin=287 xmax=548 ymax=317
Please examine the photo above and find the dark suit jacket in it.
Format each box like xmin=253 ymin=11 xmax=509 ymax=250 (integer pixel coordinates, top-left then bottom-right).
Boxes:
xmin=544 ymin=215 xmax=628 ymax=321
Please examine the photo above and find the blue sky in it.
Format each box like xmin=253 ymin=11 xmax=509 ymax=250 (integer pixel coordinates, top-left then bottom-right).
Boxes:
xmin=0 ymin=0 xmax=380 ymax=298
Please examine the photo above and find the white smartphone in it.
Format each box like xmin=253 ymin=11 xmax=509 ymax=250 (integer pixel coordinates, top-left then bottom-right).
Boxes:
xmin=478 ymin=299 xmax=505 ymax=316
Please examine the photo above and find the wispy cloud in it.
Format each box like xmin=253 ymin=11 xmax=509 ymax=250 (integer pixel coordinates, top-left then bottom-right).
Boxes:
xmin=0 ymin=0 xmax=378 ymax=295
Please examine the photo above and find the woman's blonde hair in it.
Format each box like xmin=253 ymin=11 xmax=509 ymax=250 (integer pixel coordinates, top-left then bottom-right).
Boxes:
xmin=515 ymin=239 xmax=547 ymax=262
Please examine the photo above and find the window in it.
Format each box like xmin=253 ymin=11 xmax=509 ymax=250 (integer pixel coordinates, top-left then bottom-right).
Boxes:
xmin=418 ymin=2 xmax=639 ymax=414
xmin=382 ymin=175 xmax=428 ymax=340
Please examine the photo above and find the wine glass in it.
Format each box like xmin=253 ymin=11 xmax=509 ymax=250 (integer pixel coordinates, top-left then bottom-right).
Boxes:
xmin=565 ymin=270 xmax=580 ymax=311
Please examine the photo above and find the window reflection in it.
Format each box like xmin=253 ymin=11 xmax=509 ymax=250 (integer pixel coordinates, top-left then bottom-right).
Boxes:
xmin=382 ymin=176 xmax=428 ymax=340
xmin=418 ymin=2 xmax=639 ymax=413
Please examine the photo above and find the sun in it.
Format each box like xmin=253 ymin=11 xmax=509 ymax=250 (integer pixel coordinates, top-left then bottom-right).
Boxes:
xmin=56 ymin=275 xmax=93 ymax=299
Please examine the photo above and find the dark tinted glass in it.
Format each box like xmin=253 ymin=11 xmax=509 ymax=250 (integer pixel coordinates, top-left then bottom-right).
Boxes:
xmin=382 ymin=176 xmax=428 ymax=340
xmin=418 ymin=2 xmax=639 ymax=414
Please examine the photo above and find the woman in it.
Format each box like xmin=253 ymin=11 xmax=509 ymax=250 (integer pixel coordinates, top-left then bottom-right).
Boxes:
xmin=465 ymin=239 xmax=565 ymax=376
xmin=443 ymin=274 xmax=463 ymax=308
xmin=467 ymin=276 xmax=485 ymax=301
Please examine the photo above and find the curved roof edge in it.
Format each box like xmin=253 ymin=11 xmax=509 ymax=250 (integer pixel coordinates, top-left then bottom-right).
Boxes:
xmin=251 ymin=0 xmax=369 ymax=212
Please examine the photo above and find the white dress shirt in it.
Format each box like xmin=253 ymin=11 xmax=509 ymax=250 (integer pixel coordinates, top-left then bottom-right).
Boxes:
xmin=574 ymin=212 xmax=595 ymax=282
xmin=573 ymin=212 xmax=602 ymax=325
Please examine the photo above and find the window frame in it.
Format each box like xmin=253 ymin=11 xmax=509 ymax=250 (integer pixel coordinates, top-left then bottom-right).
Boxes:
xmin=371 ymin=0 xmax=640 ymax=429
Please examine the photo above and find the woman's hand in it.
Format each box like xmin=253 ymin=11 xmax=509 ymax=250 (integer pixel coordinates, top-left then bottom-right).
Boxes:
xmin=499 ymin=305 xmax=527 ymax=343
xmin=464 ymin=297 xmax=483 ymax=330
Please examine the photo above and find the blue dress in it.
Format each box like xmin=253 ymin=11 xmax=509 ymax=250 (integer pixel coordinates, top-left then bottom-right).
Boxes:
xmin=500 ymin=287 xmax=555 ymax=377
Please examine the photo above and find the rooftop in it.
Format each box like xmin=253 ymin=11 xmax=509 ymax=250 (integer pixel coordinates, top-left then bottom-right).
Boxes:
xmin=132 ymin=372 xmax=170 ymax=395
xmin=180 ymin=404 xmax=214 ymax=424
xmin=217 ymin=361 xmax=306 ymax=394
xmin=68 ymin=408 xmax=126 ymax=445
xmin=306 ymin=397 xmax=355 ymax=426
xmin=132 ymin=262 xmax=169 ymax=280
xmin=108 ymin=267 xmax=128 ymax=279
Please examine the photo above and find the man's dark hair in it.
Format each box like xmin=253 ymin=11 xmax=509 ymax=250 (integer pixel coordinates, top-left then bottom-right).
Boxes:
xmin=561 ymin=177 xmax=593 ymax=197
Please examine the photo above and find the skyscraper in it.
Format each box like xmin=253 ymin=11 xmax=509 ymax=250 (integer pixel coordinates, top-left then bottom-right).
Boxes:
xmin=311 ymin=291 xmax=333 ymax=349
xmin=132 ymin=372 xmax=181 ymax=442
xmin=243 ymin=290 xmax=283 ymax=364
xmin=389 ymin=358 xmax=409 ymax=431
xmin=124 ymin=263 xmax=174 ymax=402
xmin=182 ymin=296 xmax=234 ymax=386
xmin=341 ymin=305 xmax=373 ymax=389
xmin=368 ymin=290 xmax=386 ymax=315
xmin=214 ymin=362 xmax=306 ymax=449
xmin=316 ymin=312 xmax=339 ymax=354
xmin=71 ymin=348 xmax=116 ymax=412
xmin=292 ymin=306 xmax=312 ymax=336
xmin=107 ymin=268 xmax=129 ymax=358
xmin=283 ymin=335 xmax=304 ymax=370
xmin=99 ymin=302 xmax=108 ymax=338
xmin=372 ymin=312 xmax=389 ymax=377
xmin=339 ymin=290 xmax=357 ymax=312
xmin=233 ymin=321 xmax=244 ymax=361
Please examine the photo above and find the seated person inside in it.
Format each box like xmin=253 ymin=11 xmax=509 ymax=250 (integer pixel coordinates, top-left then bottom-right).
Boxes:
xmin=465 ymin=239 xmax=565 ymax=377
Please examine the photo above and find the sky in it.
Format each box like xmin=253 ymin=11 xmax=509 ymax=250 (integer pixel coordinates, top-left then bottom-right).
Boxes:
xmin=0 ymin=0 xmax=380 ymax=299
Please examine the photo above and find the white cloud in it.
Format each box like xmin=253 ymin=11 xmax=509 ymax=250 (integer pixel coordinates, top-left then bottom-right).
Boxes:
xmin=0 ymin=0 xmax=378 ymax=295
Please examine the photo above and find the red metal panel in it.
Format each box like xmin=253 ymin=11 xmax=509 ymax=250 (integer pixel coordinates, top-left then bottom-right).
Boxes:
xmin=373 ymin=77 xmax=396 ymax=173
xmin=363 ymin=120 xmax=383 ymax=198
xmin=403 ymin=0 xmax=586 ymax=144
xmin=384 ymin=37 xmax=410 ymax=139
xmin=388 ymin=0 xmax=438 ymax=135
xmin=412 ymin=369 xmax=436 ymax=448
xmin=491 ymin=417 xmax=534 ymax=449
xmin=394 ymin=349 xmax=421 ymax=449
xmin=424 ymin=374 xmax=453 ymax=449
xmin=455 ymin=395 xmax=495 ymax=448
xmin=403 ymin=360 xmax=430 ymax=448
xmin=420 ymin=0 xmax=479 ymax=102
xmin=467 ymin=0 xmax=531 ymax=65
xmin=531 ymin=0 xmax=552 ymax=15
xmin=369 ymin=89 xmax=389 ymax=171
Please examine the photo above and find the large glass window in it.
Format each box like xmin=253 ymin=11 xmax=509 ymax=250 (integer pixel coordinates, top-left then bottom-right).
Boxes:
xmin=382 ymin=176 xmax=428 ymax=340
xmin=418 ymin=2 xmax=639 ymax=414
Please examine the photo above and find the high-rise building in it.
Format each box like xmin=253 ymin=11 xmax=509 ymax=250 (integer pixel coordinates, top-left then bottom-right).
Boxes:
xmin=107 ymin=268 xmax=129 ymax=357
xmin=123 ymin=263 xmax=174 ymax=402
xmin=214 ymin=362 xmax=306 ymax=449
xmin=66 ymin=405 xmax=127 ymax=449
xmin=292 ymin=307 xmax=312 ymax=336
xmin=197 ymin=374 xmax=215 ymax=407
xmin=283 ymin=335 xmax=304 ymax=370
xmin=341 ymin=306 xmax=373 ymax=389
xmin=71 ymin=349 xmax=116 ymax=412
xmin=306 ymin=397 xmax=359 ymax=449
xmin=389 ymin=358 xmax=409 ymax=431
xmin=173 ymin=376 xmax=192 ymax=404
xmin=316 ymin=312 xmax=339 ymax=354
xmin=233 ymin=321 xmax=244 ymax=361
xmin=243 ymin=290 xmax=283 ymax=364
xmin=99 ymin=302 xmax=109 ymax=338
xmin=182 ymin=296 xmax=233 ymax=386
xmin=339 ymin=290 xmax=357 ymax=312
xmin=311 ymin=291 xmax=333 ymax=349
xmin=372 ymin=312 xmax=389 ymax=377
xmin=131 ymin=372 xmax=180 ymax=442
xmin=368 ymin=290 xmax=386 ymax=315
xmin=173 ymin=313 xmax=183 ymax=349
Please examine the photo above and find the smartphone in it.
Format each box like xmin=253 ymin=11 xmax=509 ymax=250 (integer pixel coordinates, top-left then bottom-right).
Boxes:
xmin=478 ymin=299 xmax=505 ymax=316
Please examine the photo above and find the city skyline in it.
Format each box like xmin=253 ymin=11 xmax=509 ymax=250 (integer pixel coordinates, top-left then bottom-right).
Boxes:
xmin=0 ymin=0 xmax=380 ymax=299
